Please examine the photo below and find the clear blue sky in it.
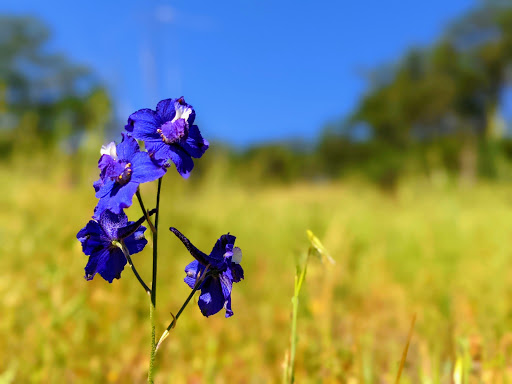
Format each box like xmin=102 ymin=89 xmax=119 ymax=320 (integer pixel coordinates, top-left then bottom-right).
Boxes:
xmin=2 ymin=0 xmax=476 ymax=146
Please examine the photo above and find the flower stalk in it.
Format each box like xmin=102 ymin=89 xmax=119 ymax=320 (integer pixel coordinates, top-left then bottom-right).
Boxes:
xmin=119 ymin=241 xmax=151 ymax=296
xmin=136 ymin=188 xmax=156 ymax=234
xmin=155 ymin=266 xmax=211 ymax=353
xmin=76 ymin=97 xmax=227 ymax=383
xmin=148 ymin=177 xmax=162 ymax=384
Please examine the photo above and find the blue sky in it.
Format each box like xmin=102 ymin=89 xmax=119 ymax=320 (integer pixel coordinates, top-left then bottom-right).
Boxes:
xmin=2 ymin=0 xmax=476 ymax=146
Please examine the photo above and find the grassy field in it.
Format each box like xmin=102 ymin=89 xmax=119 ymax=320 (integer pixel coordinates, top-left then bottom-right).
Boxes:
xmin=2 ymin=152 xmax=512 ymax=383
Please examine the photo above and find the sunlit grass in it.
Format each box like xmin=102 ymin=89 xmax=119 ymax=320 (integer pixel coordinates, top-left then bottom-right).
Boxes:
xmin=2 ymin=152 xmax=512 ymax=383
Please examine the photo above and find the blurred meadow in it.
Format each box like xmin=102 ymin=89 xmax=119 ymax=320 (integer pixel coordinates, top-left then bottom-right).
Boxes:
xmin=6 ymin=149 xmax=512 ymax=383
xmin=4 ymin=1 xmax=512 ymax=383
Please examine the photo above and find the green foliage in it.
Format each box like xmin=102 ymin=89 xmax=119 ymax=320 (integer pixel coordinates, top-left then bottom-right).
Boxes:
xmin=0 ymin=16 xmax=112 ymax=154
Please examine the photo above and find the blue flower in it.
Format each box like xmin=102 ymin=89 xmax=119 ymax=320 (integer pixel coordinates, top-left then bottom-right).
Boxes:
xmin=93 ymin=133 xmax=166 ymax=219
xmin=170 ymin=228 xmax=244 ymax=318
xmin=77 ymin=210 xmax=148 ymax=283
xmin=125 ymin=97 xmax=209 ymax=178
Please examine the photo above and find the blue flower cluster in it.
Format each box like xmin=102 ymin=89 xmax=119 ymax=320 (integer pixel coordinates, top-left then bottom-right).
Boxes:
xmin=77 ymin=210 xmax=147 ymax=283
xmin=170 ymin=228 xmax=244 ymax=318
xmin=77 ymin=97 xmax=244 ymax=318
xmin=126 ymin=97 xmax=208 ymax=179
xmin=94 ymin=98 xmax=209 ymax=219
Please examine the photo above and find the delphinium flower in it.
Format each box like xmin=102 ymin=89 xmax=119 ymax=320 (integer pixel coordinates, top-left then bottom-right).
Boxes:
xmin=169 ymin=227 xmax=244 ymax=317
xmin=78 ymin=95 xmax=225 ymax=383
xmin=125 ymin=97 xmax=209 ymax=178
xmin=76 ymin=210 xmax=148 ymax=283
xmin=93 ymin=133 xmax=166 ymax=219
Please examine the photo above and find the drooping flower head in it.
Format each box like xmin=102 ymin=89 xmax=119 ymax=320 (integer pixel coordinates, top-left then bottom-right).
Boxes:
xmin=93 ymin=133 xmax=166 ymax=219
xmin=169 ymin=228 xmax=244 ymax=318
xmin=76 ymin=210 xmax=148 ymax=283
xmin=125 ymin=97 xmax=209 ymax=178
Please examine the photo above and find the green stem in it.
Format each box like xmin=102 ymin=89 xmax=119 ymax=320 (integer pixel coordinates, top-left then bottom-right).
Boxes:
xmin=136 ymin=188 xmax=156 ymax=234
xmin=149 ymin=300 xmax=156 ymax=383
xmin=120 ymin=241 xmax=151 ymax=296
xmin=155 ymin=267 xmax=211 ymax=352
xmin=288 ymin=295 xmax=299 ymax=384
xmin=286 ymin=249 xmax=311 ymax=384
xmin=148 ymin=178 xmax=162 ymax=384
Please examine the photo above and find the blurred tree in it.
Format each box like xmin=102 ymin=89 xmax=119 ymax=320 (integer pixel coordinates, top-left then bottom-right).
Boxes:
xmin=0 ymin=15 xmax=111 ymax=157
xmin=344 ymin=1 xmax=512 ymax=184
xmin=231 ymin=1 xmax=512 ymax=187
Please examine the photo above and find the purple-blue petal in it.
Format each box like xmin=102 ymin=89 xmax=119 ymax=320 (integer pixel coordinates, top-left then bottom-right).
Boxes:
xmin=99 ymin=210 xmax=128 ymax=240
xmin=95 ymin=179 xmax=115 ymax=199
xmin=144 ymin=141 xmax=169 ymax=167
xmin=198 ymin=276 xmax=225 ymax=317
xmin=93 ymin=178 xmax=104 ymax=193
xmin=84 ymin=246 xmax=128 ymax=283
xmin=151 ymin=142 xmax=172 ymax=163
xmin=98 ymin=154 xmax=116 ymax=173
xmin=160 ymin=119 xmax=187 ymax=144
xmin=100 ymin=182 xmax=139 ymax=216
xmin=97 ymin=247 xmax=127 ymax=283
xmin=77 ymin=220 xmax=99 ymax=242
xmin=167 ymin=146 xmax=194 ymax=179
xmin=84 ymin=247 xmax=107 ymax=281
xmin=188 ymin=109 xmax=196 ymax=126
xmin=184 ymin=259 xmax=203 ymax=289
xmin=77 ymin=220 xmax=104 ymax=256
xmin=126 ymin=108 xmax=161 ymax=141
xmin=130 ymin=152 xmax=166 ymax=183
xmin=230 ymin=263 xmax=245 ymax=283
xmin=93 ymin=197 xmax=109 ymax=220
xmin=116 ymin=134 xmax=140 ymax=160
xmin=210 ymin=234 xmax=236 ymax=260
xmin=182 ymin=125 xmax=209 ymax=159
xmin=102 ymin=159 xmax=125 ymax=180
xmin=220 ymin=270 xmax=233 ymax=298
xmin=124 ymin=227 xmax=148 ymax=255
xmin=224 ymin=296 xmax=233 ymax=318
xmin=156 ymin=98 xmax=177 ymax=122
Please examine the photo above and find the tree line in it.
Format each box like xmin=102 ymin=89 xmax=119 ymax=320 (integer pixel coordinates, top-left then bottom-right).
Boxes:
xmin=3 ymin=3 xmax=512 ymax=187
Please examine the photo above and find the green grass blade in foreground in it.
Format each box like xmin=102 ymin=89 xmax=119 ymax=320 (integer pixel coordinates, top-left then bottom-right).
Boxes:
xmin=284 ymin=230 xmax=334 ymax=384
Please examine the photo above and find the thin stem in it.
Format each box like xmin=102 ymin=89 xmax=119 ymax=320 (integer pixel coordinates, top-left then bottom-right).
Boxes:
xmin=148 ymin=177 xmax=162 ymax=384
xmin=148 ymin=300 xmax=156 ymax=384
xmin=152 ymin=177 xmax=162 ymax=306
xmin=155 ymin=267 xmax=211 ymax=353
xmin=136 ymin=188 xmax=156 ymax=234
xmin=394 ymin=313 xmax=416 ymax=384
xmin=288 ymin=297 xmax=298 ymax=384
xmin=120 ymin=241 xmax=151 ymax=296
xmin=286 ymin=250 xmax=311 ymax=384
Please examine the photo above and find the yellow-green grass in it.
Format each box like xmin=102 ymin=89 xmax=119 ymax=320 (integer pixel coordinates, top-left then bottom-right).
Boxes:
xmin=2 ymin=153 xmax=512 ymax=383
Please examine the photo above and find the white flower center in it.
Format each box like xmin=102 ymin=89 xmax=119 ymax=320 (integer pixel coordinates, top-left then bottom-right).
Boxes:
xmin=231 ymin=247 xmax=242 ymax=264
xmin=171 ymin=102 xmax=192 ymax=123
xmin=100 ymin=142 xmax=117 ymax=160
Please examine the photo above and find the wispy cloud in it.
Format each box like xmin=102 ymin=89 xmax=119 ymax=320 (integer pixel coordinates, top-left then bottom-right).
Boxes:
xmin=155 ymin=5 xmax=215 ymax=31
